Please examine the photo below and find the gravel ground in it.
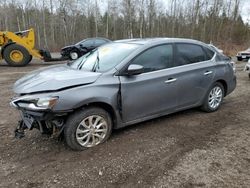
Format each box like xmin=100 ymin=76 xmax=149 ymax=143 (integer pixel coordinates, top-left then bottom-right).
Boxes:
xmin=0 ymin=59 xmax=249 ymax=188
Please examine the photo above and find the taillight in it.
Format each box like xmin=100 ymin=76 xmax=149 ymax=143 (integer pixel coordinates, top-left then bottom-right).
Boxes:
xmin=229 ymin=60 xmax=236 ymax=73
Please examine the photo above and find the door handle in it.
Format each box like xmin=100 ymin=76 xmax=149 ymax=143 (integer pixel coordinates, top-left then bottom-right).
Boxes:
xmin=165 ymin=78 xmax=177 ymax=84
xmin=204 ymin=71 xmax=213 ymax=75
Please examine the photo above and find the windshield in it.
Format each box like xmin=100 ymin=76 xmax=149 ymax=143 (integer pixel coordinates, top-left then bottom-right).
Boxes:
xmin=76 ymin=39 xmax=86 ymax=45
xmin=69 ymin=43 xmax=140 ymax=72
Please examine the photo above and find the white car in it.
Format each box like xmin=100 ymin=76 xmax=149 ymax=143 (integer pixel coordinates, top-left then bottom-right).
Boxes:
xmin=245 ymin=59 xmax=250 ymax=78
xmin=237 ymin=48 xmax=250 ymax=61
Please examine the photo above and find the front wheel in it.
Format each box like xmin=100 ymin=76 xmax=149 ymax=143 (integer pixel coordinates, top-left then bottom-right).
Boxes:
xmin=69 ymin=50 xmax=80 ymax=60
xmin=64 ymin=107 xmax=112 ymax=150
xmin=201 ymin=82 xmax=224 ymax=112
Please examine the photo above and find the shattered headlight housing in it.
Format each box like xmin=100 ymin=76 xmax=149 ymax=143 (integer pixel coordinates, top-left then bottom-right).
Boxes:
xmin=10 ymin=96 xmax=59 ymax=111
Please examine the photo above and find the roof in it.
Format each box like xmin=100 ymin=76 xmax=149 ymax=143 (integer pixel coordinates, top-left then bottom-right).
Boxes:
xmin=114 ymin=38 xmax=206 ymax=46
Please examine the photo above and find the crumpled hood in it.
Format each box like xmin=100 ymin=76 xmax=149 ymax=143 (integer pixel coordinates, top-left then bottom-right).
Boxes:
xmin=61 ymin=45 xmax=74 ymax=51
xmin=14 ymin=64 xmax=101 ymax=94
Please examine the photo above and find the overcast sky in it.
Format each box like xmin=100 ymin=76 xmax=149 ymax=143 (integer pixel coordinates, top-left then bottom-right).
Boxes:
xmin=160 ymin=0 xmax=250 ymax=23
xmin=241 ymin=0 xmax=250 ymax=23
xmin=7 ymin=0 xmax=250 ymax=23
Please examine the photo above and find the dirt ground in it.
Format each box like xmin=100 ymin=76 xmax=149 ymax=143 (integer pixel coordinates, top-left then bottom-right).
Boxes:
xmin=0 ymin=59 xmax=249 ymax=188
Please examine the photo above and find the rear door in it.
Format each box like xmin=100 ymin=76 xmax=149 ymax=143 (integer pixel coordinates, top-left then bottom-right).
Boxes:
xmin=173 ymin=43 xmax=216 ymax=109
xmin=119 ymin=44 xmax=179 ymax=123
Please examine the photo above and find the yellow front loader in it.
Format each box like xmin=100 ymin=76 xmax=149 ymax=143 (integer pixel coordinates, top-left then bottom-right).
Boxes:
xmin=0 ymin=28 xmax=57 ymax=67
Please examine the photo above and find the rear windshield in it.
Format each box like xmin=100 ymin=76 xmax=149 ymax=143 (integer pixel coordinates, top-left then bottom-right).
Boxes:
xmin=69 ymin=43 xmax=140 ymax=72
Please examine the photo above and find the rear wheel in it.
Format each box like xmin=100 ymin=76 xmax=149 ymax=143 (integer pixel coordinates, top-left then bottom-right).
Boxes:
xmin=64 ymin=107 xmax=112 ymax=150
xmin=201 ymin=82 xmax=224 ymax=112
xmin=237 ymin=57 xmax=242 ymax=61
xmin=3 ymin=44 xmax=31 ymax=67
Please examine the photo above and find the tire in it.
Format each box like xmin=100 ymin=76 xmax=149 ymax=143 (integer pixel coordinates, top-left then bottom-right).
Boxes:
xmin=69 ymin=50 xmax=80 ymax=60
xmin=28 ymin=55 xmax=33 ymax=63
xmin=3 ymin=44 xmax=31 ymax=66
xmin=237 ymin=57 xmax=242 ymax=61
xmin=201 ymin=82 xmax=225 ymax=112
xmin=64 ymin=107 xmax=112 ymax=150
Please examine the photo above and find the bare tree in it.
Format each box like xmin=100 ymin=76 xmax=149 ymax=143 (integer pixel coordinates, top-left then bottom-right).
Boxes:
xmin=0 ymin=0 xmax=249 ymax=50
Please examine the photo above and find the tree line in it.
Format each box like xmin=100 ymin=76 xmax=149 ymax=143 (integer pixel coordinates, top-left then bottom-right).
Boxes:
xmin=0 ymin=0 xmax=249 ymax=53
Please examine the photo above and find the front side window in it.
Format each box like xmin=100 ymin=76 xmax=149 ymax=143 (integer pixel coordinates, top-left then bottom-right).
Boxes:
xmin=131 ymin=44 xmax=174 ymax=73
xmin=176 ymin=43 xmax=207 ymax=66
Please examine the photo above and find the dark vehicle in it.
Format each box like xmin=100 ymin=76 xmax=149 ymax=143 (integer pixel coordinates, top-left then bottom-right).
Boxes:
xmin=61 ymin=37 xmax=111 ymax=60
xmin=11 ymin=38 xmax=236 ymax=150
xmin=236 ymin=48 xmax=250 ymax=61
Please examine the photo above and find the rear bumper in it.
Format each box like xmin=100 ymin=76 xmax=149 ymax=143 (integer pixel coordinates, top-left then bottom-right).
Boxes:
xmin=227 ymin=75 xmax=237 ymax=96
xmin=236 ymin=55 xmax=250 ymax=59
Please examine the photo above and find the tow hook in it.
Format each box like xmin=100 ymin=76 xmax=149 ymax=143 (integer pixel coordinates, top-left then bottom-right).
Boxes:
xmin=14 ymin=120 xmax=27 ymax=139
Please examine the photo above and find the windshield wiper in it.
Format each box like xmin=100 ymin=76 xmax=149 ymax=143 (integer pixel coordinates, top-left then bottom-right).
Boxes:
xmin=92 ymin=50 xmax=100 ymax=72
xmin=77 ymin=58 xmax=85 ymax=70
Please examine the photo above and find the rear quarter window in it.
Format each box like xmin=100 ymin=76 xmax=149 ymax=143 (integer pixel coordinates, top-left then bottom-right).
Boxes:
xmin=203 ymin=47 xmax=215 ymax=60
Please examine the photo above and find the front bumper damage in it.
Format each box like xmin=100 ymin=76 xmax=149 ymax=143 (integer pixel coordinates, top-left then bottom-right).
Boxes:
xmin=15 ymin=112 xmax=35 ymax=138
xmin=10 ymin=94 xmax=69 ymax=138
xmin=14 ymin=109 xmax=67 ymax=139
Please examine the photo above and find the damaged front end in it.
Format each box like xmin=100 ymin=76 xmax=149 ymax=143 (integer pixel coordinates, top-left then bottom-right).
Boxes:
xmin=10 ymin=95 xmax=67 ymax=139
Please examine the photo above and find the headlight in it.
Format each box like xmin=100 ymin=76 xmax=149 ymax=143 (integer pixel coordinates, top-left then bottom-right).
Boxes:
xmin=36 ymin=97 xmax=58 ymax=108
xmin=10 ymin=96 xmax=58 ymax=110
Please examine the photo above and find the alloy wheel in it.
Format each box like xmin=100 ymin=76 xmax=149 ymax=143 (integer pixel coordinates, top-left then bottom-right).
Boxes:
xmin=208 ymin=86 xmax=223 ymax=109
xmin=70 ymin=52 xmax=78 ymax=60
xmin=75 ymin=115 xmax=108 ymax=147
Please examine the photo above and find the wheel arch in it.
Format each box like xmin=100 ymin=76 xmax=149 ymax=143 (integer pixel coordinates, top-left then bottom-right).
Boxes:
xmin=215 ymin=79 xmax=228 ymax=96
xmin=1 ymin=41 xmax=16 ymax=56
xmin=69 ymin=47 xmax=82 ymax=59
xmin=75 ymin=101 xmax=117 ymax=128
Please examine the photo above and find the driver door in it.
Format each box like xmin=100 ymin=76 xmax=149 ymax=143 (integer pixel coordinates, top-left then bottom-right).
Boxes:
xmin=119 ymin=44 xmax=178 ymax=123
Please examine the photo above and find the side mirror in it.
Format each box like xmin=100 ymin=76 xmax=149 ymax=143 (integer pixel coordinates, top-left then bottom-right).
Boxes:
xmin=126 ymin=64 xmax=144 ymax=76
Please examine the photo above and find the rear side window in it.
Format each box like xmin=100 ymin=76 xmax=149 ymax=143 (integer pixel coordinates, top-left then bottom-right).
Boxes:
xmin=175 ymin=43 xmax=207 ymax=66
